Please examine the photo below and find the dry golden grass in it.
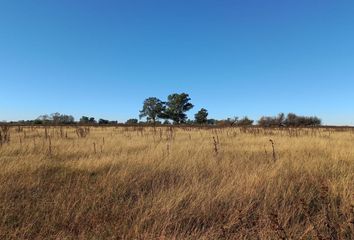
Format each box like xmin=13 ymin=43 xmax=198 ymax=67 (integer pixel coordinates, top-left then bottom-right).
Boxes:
xmin=0 ymin=126 xmax=353 ymax=239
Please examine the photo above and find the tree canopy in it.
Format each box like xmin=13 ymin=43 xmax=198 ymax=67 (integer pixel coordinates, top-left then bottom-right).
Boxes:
xmin=163 ymin=93 xmax=194 ymax=124
xmin=194 ymin=108 xmax=208 ymax=124
xmin=139 ymin=97 xmax=165 ymax=124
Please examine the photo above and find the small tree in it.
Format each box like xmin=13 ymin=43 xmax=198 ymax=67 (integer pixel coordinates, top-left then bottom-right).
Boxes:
xmin=194 ymin=108 xmax=208 ymax=124
xmin=258 ymin=113 xmax=284 ymax=127
xmin=99 ymin=119 xmax=109 ymax=124
xmin=80 ymin=116 xmax=97 ymax=124
xmin=139 ymin=97 xmax=165 ymax=124
xmin=276 ymin=113 xmax=285 ymax=126
xmin=80 ymin=116 xmax=89 ymax=124
xmin=284 ymin=113 xmax=298 ymax=127
xmin=126 ymin=119 xmax=138 ymax=124
xmin=207 ymin=119 xmax=217 ymax=125
xmin=237 ymin=117 xmax=254 ymax=126
xmin=37 ymin=114 xmax=50 ymax=124
xmin=89 ymin=117 xmax=96 ymax=123
xmin=51 ymin=112 xmax=61 ymax=124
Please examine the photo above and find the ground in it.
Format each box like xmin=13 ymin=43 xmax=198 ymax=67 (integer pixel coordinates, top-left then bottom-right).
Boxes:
xmin=0 ymin=126 xmax=353 ymax=239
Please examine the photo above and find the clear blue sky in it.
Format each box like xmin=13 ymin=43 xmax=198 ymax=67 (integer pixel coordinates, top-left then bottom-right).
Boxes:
xmin=1 ymin=0 xmax=353 ymax=125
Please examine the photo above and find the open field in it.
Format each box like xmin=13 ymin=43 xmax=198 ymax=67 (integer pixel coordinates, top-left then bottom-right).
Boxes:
xmin=0 ymin=126 xmax=353 ymax=239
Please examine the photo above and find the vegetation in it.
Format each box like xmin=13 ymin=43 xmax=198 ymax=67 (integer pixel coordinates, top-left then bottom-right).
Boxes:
xmin=258 ymin=113 xmax=322 ymax=127
xmin=34 ymin=113 xmax=75 ymax=125
xmin=194 ymin=108 xmax=208 ymax=124
xmin=1 ymin=94 xmax=325 ymax=128
xmin=125 ymin=118 xmax=138 ymax=124
xmin=236 ymin=116 xmax=254 ymax=126
xmin=98 ymin=119 xmax=110 ymax=124
xmin=79 ymin=116 xmax=96 ymax=124
xmin=138 ymin=93 xmax=194 ymax=124
xmin=139 ymin=97 xmax=165 ymax=124
xmin=4 ymin=94 xmax=324 ymax=129
xmin=162 ymin=93 xmax=194 ymax=124
xmin=0 ymin=126 xmax=353 ymax=239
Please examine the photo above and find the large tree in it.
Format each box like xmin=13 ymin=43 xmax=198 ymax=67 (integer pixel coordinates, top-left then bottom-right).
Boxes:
xmin=139 ymin=97 xmax=165 ymax=124
xmin=194 ymin=108 xmax=208 ymax=124
xmin=163 ymin=93 xmax=194 ymax=124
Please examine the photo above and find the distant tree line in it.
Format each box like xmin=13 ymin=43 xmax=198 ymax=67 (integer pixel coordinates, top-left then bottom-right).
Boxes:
xmin=79 ymin=116 xmax=118 ymax=125
xmin=138 ymin=93 xmax=321 ymax=127
xmin=258 ymin=113 xmax=321 ymax=127
xmin=1 ymin=93 xmax=322 ymax=127
xmin=34 ymin=113 xmax=75 ymax=125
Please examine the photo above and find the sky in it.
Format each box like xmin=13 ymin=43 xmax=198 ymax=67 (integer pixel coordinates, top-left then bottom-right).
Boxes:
xmin=0 ymin=0 xmax=353 ymax=125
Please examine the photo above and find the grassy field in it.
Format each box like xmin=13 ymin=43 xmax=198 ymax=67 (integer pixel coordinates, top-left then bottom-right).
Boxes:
xmin=0 ymin=126 xmax=353 ymax=239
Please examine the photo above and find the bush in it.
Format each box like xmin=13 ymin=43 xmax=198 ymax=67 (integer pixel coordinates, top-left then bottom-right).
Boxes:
xmin=126 ymin=119 xmax=138 ymax=124
xmin=98 ymin=119 xmax=109 ymax=125
xmin=258 ymin=113 xmax=321 ymax=127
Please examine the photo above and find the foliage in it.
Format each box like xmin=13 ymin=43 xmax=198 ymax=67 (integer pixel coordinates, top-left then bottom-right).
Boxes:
xmin=36 ymin=113 xmax=74 ymax=124
xmin=139 ymin=97 xmax=165 ymax=124
xmin=258 ymin=113 xmax=322 ymax=127
xmin=236 ymin=116 xmax=254 ymax=126
xmin=194 ymin=108 xmax=208 ymax=124
xmin=162 ymin=93 xmax=194 ymax=124
xmin=207 ymin=119 xmax=217 ymax=125
xmin=284 ymin=113 xmax=322 ymax=127
xmin=80 ymin=116 xmax=97 ymax=124
xmin=126 ymin=118 xmax=138 ymax=124
xmin=98 ymin=119 xmax=109 ymax=124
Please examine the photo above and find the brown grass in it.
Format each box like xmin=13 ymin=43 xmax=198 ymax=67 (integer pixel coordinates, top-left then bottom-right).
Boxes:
xmin=0 ymin=126 xmax=353 ymax=239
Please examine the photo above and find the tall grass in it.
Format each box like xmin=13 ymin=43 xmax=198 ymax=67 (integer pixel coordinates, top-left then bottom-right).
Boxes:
xmin=0 ymin=126 xmax=353 ymax=239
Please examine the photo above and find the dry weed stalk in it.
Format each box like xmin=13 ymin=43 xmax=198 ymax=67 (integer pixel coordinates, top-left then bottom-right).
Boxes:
xmin=213 ymin=136 xmax=218 ymax=155
xmin=17 ymin=126 xmax=23 ymax=132
xmin=48 ymin=136 xmax=52 ymax=155
xmin=168 ymin=127 xmax=174 ymax=141
xmin=166 ymin=143 xmax=170 ymax=156
xmin=0 ymin=125 xmax=11 ymax=146
xmin=159 ymin=128 xmax=163 ymax=140
xmin=269 ymin=139 xmax=276 ymax=162
xmin=44 ymin=127 xmax=48 ymax=139
xmin=60 ymin=127 xmax=64 ymax=138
